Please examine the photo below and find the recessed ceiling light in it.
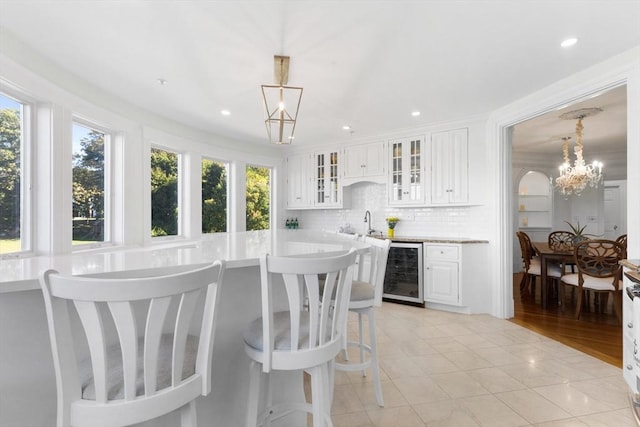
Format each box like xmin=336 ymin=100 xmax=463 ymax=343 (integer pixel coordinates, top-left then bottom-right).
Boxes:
xmin=561 ymin=38 xmax=578 ymax=48
xmin=411 ymin=111 xmax=421 ymax=117
xmin=157 ymin=78 xmax=168 ymax=85
xmin=342 ymin=125 xmax=351 ymax=130
xmin=221 ymin=110 xmax=231 ymax=116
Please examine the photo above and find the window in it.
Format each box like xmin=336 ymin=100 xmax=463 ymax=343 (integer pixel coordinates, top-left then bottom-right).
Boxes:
xmin=151 ymin=147 xmax=179 ymax=237
xmin=201 ymin=158 xmax=227 ymax=233
xmin=246 ymin=165 xmax=270 ymax=231
xmin=72 ymin=122 xmax=107 ymax=246
xmin=0 ymin=92 xmax=25 ymax=255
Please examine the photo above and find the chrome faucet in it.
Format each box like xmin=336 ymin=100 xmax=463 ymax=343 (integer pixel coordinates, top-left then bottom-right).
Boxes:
xmin=364 ymin=210 xmax=373 ymax=235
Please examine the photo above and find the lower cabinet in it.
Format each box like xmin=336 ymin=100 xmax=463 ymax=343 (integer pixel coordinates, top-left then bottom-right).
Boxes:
xmin=623 ymin=272 xmax=637 ymax=393
xmin=423 ymin=242 xmax=488 ymax=313
xmin=424 ymin=245 xmax=460 ymax=305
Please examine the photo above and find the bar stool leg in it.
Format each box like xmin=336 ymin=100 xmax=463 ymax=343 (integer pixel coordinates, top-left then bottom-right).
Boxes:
xmin=368 ymin=308 xmax=384 ymax=407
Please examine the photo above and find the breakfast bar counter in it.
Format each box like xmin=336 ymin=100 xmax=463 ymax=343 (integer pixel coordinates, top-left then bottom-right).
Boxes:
xmin=0 ymin=230 xmax=369 ymax=427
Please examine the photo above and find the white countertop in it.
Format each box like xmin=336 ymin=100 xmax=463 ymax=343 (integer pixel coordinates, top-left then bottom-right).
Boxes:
xmin=0 ymin=230 xmax=369 ymax=293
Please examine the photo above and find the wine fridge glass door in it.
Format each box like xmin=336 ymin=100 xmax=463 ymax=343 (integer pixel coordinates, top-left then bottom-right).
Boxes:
xmin=383 ymin=242 xmax=424 ymax=305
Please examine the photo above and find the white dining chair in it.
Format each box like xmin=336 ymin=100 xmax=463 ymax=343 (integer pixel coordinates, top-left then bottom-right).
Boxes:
xmin=335 ymin=236 xmax=390 ymax=407
xmin=243 ymin=249 xmax=357 ymax=427
xmin=39 ymin=261 xmax=225 ymax=427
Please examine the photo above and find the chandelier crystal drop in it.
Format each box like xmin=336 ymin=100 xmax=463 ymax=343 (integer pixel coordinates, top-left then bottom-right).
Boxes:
xmin=554 ymin=109 xmax=603 ymax=196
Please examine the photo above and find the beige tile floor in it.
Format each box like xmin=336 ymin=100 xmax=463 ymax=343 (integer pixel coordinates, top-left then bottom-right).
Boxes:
xmin=330 ymin=302 xmax=636 ymax=427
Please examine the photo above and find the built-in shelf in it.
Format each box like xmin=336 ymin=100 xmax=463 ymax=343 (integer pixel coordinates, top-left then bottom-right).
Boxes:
xmin=518 ymin=172 xmax=552 ymax=229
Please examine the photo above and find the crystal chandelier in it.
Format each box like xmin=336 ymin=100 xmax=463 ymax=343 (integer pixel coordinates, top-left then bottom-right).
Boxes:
xmin=554 ymin=108 xmax=603 ymax=196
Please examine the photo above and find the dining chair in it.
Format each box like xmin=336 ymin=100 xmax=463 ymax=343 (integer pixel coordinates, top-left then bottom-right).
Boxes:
xmin=560 ymin=239 xmax=626 ymax=323
xmin=335 ymin=236 xmax=391 ymax=407
xmin=548 ymin=230 xmax=575 ymax=252
xmin=39 ymin=261 xmax=225 ymax=427
xmin=516 ymin=231 xmax=562 ymax=299
xmin=243 ymin=249 xmax=358 ymax=427
xmin=548 ymin=230 xmax=576 ymax=273
xmin=616 ymin=234 xmax=628 ymax=249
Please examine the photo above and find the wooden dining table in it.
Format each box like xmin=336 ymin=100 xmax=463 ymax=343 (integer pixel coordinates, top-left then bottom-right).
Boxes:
xmin=531 ymin=241 xmax=575 ymax=309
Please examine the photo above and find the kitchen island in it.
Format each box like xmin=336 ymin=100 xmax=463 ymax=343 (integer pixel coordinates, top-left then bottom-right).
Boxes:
xmin=0 ymin=230 xmax=369 ymax=427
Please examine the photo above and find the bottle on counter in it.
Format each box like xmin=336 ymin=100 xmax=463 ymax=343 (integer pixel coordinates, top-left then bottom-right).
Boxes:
xmin=293 ymin=218 xmax=299 ymax=229
xmin=285 ymin=218 xmax=291 ymax=229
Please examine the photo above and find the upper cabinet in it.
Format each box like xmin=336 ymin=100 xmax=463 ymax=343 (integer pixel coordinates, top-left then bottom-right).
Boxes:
xmin=387 ymin=136 xmax=427 ymax=206
xmin=314 ymin=149 xmax=342 ymax=208
xmin=342 ymin=141 xmax=386 ymax=185
xmin=431 ymin=128 xmax=469 ymax=205
xmin=285 ymin=124 xmax=482 ymax=210
xmin=286 ymin=149 xmax=344 ymax=209
xmin=286 ymin=153 xmax=312 ymax=209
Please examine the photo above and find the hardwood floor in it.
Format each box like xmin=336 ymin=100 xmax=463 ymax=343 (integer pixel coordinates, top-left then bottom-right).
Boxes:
xmin=510 ymin=272 xmax=622 ymax=367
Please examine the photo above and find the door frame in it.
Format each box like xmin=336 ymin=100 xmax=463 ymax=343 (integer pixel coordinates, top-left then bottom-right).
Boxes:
xmin=486 ymin=48 xmax=640 ymax=319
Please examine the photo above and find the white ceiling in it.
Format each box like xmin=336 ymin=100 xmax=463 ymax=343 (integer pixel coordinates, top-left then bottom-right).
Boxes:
xmin=0 ymin=0 xmax=639 ymax=149
xmin=512 ymin=84 xmax=628 ymax=156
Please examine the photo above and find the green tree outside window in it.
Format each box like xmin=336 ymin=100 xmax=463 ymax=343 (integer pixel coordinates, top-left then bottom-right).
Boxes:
xmin=72 ymin=126 xmax=105 ymax=244
xmin=0 ymin=105 xmax=21 ymax=253
xmin=246 ymin=165 xmax=270 ymax=231
xmin=202 ymin=158 xmax=227 ymax=233
xmin=151 ymin=148 xmax=178 ymax=237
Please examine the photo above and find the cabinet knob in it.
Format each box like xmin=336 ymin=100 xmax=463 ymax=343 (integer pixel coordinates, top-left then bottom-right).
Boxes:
xmin=627 ymin=364 xmax=634 ymax=370
xmin=629 ymin=322 xmax=634 ymax=328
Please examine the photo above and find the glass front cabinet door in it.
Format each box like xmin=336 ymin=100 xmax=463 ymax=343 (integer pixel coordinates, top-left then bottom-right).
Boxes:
xmin=314 ymin=150 xmax=342 ymax=207
xmin=388 ymin=135 xmax=426 ymax=206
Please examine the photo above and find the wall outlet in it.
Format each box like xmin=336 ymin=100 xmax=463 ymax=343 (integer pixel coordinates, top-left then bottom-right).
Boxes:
xmin=399 ymin=211 xmax=415 ymax=221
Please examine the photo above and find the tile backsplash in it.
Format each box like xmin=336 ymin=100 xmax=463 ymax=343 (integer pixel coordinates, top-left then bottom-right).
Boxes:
xmin=286 ymin=182 xmax=491 ymax=239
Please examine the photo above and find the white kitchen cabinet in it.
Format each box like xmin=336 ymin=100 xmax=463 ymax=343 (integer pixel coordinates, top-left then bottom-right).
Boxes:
xmin=314 ymin=149 xmax=342 ymax=207
xmin=388 ymin=135 xmax=427 ymax=206
xmin=343 ymin=141 xmax=386 ymax=184
xmin=623 ymin=285 xmax=635 ymax=391
xmin=431 ymin=128 xmax=468 ymax=205
xmin=424 ymin=244 xmax=460 ymax=305
xmin=623 ymin=269 xmax=639 ymax=394
xmin=423 ymin=242 xmax=488 ymax=313
xmin=286 ymin=153 xmax=312 ymax=209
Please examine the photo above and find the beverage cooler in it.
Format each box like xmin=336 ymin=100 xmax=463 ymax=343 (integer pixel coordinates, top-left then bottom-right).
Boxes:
xmin=382 ymin=242 xmax=424 ymax=305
